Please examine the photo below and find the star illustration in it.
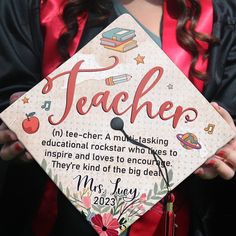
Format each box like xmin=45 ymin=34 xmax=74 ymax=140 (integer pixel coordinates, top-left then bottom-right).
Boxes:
xmin=167 ymin=84 xmax=173 ymax=90
xmin=22 ymin=96 xmax=29 ymax=104
xmin=134 ymin=54 xmax=145 ymax=65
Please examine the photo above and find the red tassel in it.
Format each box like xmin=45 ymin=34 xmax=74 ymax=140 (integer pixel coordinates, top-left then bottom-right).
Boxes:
xmin=164 ymin=193 xmax=176 ymax=236
xmin=32 ymin=180 xmax=58 ymax=236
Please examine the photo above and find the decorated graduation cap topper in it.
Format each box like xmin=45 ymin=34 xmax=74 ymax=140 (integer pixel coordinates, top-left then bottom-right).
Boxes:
xmin=1 ymin=14 xmax=235 ymax=235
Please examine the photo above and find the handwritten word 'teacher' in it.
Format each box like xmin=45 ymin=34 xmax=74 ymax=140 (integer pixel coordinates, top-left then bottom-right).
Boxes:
xmin=42 ymin=56 xmax=198 ymax=128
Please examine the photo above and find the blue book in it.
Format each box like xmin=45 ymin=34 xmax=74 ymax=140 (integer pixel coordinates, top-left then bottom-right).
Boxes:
xmin=102 ymin=27 xmax=135 ymax=42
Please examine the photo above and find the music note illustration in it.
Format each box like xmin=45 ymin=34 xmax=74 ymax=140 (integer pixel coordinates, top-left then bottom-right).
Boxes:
xmin=41 ymin=101 xmax=51 ymax=111
xmin=204 ymin=124 xmax=215 ymax=135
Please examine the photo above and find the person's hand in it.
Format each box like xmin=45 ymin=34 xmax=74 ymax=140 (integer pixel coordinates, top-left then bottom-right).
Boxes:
xmin=195 ymin=102 xmax=236 ymax=180
xmin=0 ymin=92 xmax=33 ymax=163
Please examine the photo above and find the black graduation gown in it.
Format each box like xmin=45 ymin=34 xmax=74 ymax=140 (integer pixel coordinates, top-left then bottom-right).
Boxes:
xmin=0 ymin=0 xmax=236 ymax=236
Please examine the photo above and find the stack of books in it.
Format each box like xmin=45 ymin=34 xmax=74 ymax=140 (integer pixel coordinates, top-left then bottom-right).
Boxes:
xmin=100 ymin=27 xmax=137 ymax=52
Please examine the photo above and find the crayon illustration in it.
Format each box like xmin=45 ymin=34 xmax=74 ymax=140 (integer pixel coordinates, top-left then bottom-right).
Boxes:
xmin=105 ymin=74 xmax=132 ymax=86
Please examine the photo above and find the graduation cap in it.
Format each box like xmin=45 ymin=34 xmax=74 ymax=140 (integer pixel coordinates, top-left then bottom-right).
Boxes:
xmin=1 ymin=14 xmax=235 ymax=235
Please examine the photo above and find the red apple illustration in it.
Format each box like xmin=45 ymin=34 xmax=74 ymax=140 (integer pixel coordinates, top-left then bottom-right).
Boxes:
xmin=22 ymin=112 xmax=40 ymax=134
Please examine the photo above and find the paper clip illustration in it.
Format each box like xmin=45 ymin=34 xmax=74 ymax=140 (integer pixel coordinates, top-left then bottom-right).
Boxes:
xmin=41 ymin=101 xmax=51 ymax=111
xmin=105 ymin=74 xmax=132 ymax=86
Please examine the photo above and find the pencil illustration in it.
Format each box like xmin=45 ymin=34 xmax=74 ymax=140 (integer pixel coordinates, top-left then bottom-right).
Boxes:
xmin=105 ymin=74 xmax=132 ymax=86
